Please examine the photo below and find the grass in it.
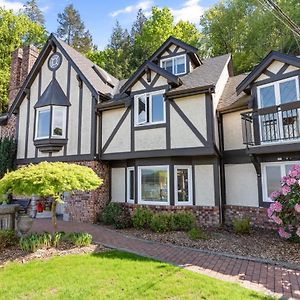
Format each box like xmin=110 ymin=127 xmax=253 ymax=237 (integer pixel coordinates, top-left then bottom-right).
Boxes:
xmin=0 ymin=250 xmax=273 ymax=300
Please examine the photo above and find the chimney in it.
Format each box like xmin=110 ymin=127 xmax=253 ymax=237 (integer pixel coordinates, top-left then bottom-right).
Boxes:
xmin=8 ymin=45 xmax=39 ymax=110
xmin=1 ymin=45 xmax=39 ymax=139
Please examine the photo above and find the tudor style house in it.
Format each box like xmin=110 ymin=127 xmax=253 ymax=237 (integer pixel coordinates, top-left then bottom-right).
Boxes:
xmin=1 ymin=33 xmax=299 ymax=228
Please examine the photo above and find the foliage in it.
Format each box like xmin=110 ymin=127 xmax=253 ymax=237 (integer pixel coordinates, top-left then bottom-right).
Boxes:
xmin=132 ymin=207 xmax=153 ymax=229
xmin=150 ymin=213 xmax=173 ymax=233
xmin=23 ymin=0 xmax=45 ymax=26
xmin=200 ymin=0 xmax=300 ymax=74
xmin=52 ymin=231 xmax=65 ymax=248
xmin=67 ymin=232 xmax=92 ymax=247
xmin=19 ymin=232 xmax=52 ymax=252
xmin=188 ymin=227 xmax=209 ymax=241
xmin=0 ymin=137 xmax=17 ymax=179
xmin=0 ymin=8 xmax=46 ymax=112
xmin=0 ymin=251 xmax=271 ymax=300
xmin=57 ymin=4 xmax=93 ymax=54
xmin=0 ymin=229 xmax=19 ymax=250
xmin=232 ymin=218 xmax=251 ymax=234
xmin=172 ymin=212 xmax=196 ymax=231
xmin=0 ymin=162 xmax=102 ymax=230
xmin=267 ymin=165 xmax=300 ymax=242
xmin=87 ymin=7 xmax=202 ymax=79
xmin=101 ymin=203 xmax=132 ymax=229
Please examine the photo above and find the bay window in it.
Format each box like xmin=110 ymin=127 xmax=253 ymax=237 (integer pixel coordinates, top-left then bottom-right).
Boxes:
xmin=134 ymin=90 xmax=165 ymax=126
xmin=35 ymin=106 xmax=67 ymax=140
xmin=175 ymin=166 xmax=193 ymax=205
xmin=262 ymin=161 xmax=300 ymax=202
xmin=160 ymin=55 xmax=186 ymax=75
xmin=138 ymin=166 xmax=169 ymax=205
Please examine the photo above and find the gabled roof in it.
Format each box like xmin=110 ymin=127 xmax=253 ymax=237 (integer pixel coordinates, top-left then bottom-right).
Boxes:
xmin=236 ymin=51 xmax=300 ymax=95
xmin=148 ymin=36 xmax=201 ymax=67
xmin=168 ymin=53 xmax=231 ymax=96
xmin=34 ymin=78 xmax=70 ymax=108
xmin=120 ymin=61 xmax=182 ymax=94
xmin=218 ymin=74 xmax=250 ymax=112
xmin=9 ymin=33 xmax=120 ymax=116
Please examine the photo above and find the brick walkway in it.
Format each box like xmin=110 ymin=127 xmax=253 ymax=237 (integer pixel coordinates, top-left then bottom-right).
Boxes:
xmin=32 ymin=219 xmax=300 ymax=299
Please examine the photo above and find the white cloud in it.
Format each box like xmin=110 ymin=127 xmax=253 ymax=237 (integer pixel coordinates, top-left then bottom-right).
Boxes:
xmin=171 ymin=0 xmax=205 ymax=24
xmin=0 ymin=0 xmax=23 ymax=11
xmin=110 ymin=0 xmax=153 ymax=18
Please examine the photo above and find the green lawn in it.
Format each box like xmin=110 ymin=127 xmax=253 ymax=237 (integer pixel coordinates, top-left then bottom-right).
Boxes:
xmin=0 ymin=250 xmax=273 ymax=300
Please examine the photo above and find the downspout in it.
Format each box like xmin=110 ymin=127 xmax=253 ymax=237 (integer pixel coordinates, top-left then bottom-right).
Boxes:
xmin=217 ymin=111 xmax=226 ymax=225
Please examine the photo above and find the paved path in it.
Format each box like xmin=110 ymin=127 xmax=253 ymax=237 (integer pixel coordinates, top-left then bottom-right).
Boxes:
xmin=32 ymin=219 xmax=300 ymax=299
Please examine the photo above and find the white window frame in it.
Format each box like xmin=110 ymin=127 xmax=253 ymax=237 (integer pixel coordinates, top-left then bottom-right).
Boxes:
xmin=257 ymin=76 xmax=300 ymax=108
xmin=261 ymin=161 xmax=300 ymax=202
xmin=134 ymin=90 xmax=166 ymax=127
xmin=35 ymin=106 xmax=51 ymax=140
xmin=257 ymin=76 xmax=300 ymax=143
xmin=35 ymin=106 xmax=67 ymax=140
xmin=138 ymin=165 xmax=169 ymax=205
xmin=160 ymin=54 xmax=187 ymax=75
xmin=127 ymin=167 xmax=135 ymax=204
xmin=51 ymin=106 xmax=67 ymax=139
xmin=174 ymin=165 xmax=193 ymax=206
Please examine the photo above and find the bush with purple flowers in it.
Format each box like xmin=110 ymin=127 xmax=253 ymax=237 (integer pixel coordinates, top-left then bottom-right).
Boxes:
xmin=267 ymin=165 xmax=300 ymax=242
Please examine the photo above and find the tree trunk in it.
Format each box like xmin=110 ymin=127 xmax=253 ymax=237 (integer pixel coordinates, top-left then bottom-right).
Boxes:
xmin=52 ymin=200 xmax=57 ymax=232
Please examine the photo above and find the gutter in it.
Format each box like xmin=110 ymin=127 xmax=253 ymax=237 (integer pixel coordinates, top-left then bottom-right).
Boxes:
xmin=166 ymin=85 xmax=215 ymax=99
xmin=0 ymin=114 xmax=8 ymax=126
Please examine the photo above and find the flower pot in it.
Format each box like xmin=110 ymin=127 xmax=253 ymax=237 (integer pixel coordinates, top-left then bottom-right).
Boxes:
xmin=17 ymin=214 xmax=33 ymax=235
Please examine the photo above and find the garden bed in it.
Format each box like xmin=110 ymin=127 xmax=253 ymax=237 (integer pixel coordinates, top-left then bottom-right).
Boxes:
xmin=0 ymin=242 xmax=107 ymax=267
xmin=116 ymin=226 xmax=300 ymax=266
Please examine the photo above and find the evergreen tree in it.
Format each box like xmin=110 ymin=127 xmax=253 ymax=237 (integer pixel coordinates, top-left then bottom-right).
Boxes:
xmin=57 ymin=4 xmax=93 ymax=53
xmin=23 ymin=0 xmax=45 ymax=26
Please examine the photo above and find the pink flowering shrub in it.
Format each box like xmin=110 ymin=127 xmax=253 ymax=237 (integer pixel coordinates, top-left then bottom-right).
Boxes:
xmin=267 ymin=165 xmax=300 ymax=242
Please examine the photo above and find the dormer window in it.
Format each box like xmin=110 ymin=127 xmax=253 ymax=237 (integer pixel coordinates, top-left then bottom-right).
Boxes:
xmin=160 ymin=54 xmax=186 ymax=75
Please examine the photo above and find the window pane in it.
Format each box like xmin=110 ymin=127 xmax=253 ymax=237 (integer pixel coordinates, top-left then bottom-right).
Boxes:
xmin=260 ymin=85 xmax=276 ymax=108
xmin=162 ymin=59 xmax=173 ymax=73
xmin=177 ymin=169 xmax=189 ymax=202
xmin=129 ymin=170 xmax=135 ymax=200
xmin=37 ymin=109 xmax=50 ymax=138
xmin=266 ymin=166 xmax=282 ymax=198
xmin=141 ymin=167 xmax=168 ymax=202
xmin=152 ymin=94 xmax=164 ymax=122
xmin=175 ymin=56 xmax=185 ymax=74
xmin=285 ymin=164 xmax=294 ymax=174
xmin=280 ymin=80 xmax=297 ymax=104
xmin=52 ymin=107 xmax=66 ymax=137
xmin=138 ymin=95 xmax=147 ymax=124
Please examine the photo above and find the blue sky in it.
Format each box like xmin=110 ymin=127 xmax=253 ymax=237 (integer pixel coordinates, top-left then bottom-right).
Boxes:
xmin=1 ymin=0 xmax=218 ymax=49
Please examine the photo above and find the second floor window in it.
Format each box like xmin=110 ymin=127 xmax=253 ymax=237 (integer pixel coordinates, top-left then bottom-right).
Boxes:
xmin=258 ymin=76 xmax=299 ymax=108
xmin=35 ymin=106 xmax=67 ymax=140
xmin=160 ymin=55 xmax=186 ymax=75
xmin=134 ymin=90 xmax=165 ymax=126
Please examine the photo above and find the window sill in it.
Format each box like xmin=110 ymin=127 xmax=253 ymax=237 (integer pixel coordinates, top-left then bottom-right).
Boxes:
xmin=134 ymin=123 xmax=166 ymax=130
xmin=34 ymin=138 xmax=67 ymax=153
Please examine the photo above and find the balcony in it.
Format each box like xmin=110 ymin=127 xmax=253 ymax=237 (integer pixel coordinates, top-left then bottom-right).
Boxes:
xmin=241 ymin=102 xmax=300 ymax=149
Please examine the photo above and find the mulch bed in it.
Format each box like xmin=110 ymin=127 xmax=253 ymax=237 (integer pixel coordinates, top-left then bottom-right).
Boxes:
xmin=0 ymin=242 xmax=107 ymax=267
xmin=117 ymin=226 xmax=300 ymax=266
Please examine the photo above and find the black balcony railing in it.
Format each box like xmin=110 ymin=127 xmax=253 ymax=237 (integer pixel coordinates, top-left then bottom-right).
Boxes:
xmin=241 ymin=102 xmax=300 ymax=147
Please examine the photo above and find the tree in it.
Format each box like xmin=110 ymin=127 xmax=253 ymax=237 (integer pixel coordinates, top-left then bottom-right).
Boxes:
xmin=0 ymin=162 xmax=102 ymax=230
xmin=0 ymin=8 xmax=47 ymax=112
xmin=23 ymin=0 xmax=45 ymax=26
xmin=200 ymin=0 xmax=300 ymax=74
xmin=87 ymin=7 xmax=202 ymax=80
xmin=0 ymin=137 xmax=17 ymax=179
xmin=57 ymin=4 xmax=93 ymax=53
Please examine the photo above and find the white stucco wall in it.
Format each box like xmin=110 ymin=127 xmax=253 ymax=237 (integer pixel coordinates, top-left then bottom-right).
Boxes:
xmin=223 ymin=110 xmax=249 ymax=150
xmin=194 ymin=165 xmax=215 ymax=206
xmin=225 ymin=163 xmax=259 ymax=207
xmin=105 ymin=112 xmax=131 ymax=153
xmin=17 ymin=99 xmax=27 ymax=159
xmin=135 ymin=128 xmax=166 ymax=151
xmin=267 ymin=60 xmax=285 ymax=74
xmin=111 ymin=168 xmax=125 ymax=203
